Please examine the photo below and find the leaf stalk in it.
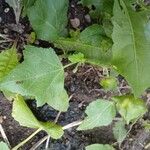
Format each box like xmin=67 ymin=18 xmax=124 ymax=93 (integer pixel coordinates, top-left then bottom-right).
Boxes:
xmin=12 ymin=128 xmax=42 ymax=150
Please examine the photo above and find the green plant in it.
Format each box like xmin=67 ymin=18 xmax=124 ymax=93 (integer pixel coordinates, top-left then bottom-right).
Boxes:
xmin=0 ymin=141 xmax=9 ymax=150
xmin=0 ymin=0 xmax=150 ymax=149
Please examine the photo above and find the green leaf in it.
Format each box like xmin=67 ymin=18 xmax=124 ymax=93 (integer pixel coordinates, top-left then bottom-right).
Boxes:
xmin=77 ymin=99 xmax=116 ymax=130
xmin=13 ymin=95 xmax=40 ymax=128
xmin=27 ymin=0 xmax=68 ymax=42
xmin=12 ymin=95 xmax=64 ymax=139
xmin=0 ymin=47 xmax=18 ymax=82
xmin=112 ymin=0 xmax=150 ymax=96
xmin=68 ymin=52 xmax=86 ymax=64
xmin=113 ymin=120 xmax=127 ymax=143
xmin=0 ymin=45 xmax=68 ymax=111
xmin=144 ymin=121 xmax=150 ymax=130
xmin=22 ymin=0 xmax=36 ymax=16
xmin=0 ymin=142 xmax=9 ymax=150
xmin=103 ymin=13 xmax=113 ymax=38
xmin=55 ymin=24 xmax=112 ymax=65
xmin=26 ymin=32 xmax=36 ymax=44
xmin=39 ymin=122 xmax=63 ymax=138
xmin=113 ymin=95 xmax=147 ymax=124
xmin=69 ymin=29 xmax=80 ymax=39
xmin=86 ymin=144 xmax=115 ymax=150
xmin=2 ymin=90 xmax=16 ymax=101
xmin=100 ymin=77 xmax=117 ymax=91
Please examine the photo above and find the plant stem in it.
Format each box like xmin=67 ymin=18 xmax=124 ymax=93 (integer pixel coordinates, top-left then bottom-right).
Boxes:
xmin=29 ymin=135 xmax=49 ymax=150
xmin=29 ymin=120 xmax=83 ymax=150
xmin=63 ymin=63 xmax=76 ymax=69
xmin=0 ymin=124 xmax=11 ymax=148
xmin=63 ymin=120 xmax=82 ymax=130
xmin=45 ymin=111 xmax=61 ymax=149
xmin=145 ymin=141 xmax=150 ymax=149
xmin=119 ymin=117 xmax=141 ymax=148
xmin=12 ymin=128 xmax=42 ymax=150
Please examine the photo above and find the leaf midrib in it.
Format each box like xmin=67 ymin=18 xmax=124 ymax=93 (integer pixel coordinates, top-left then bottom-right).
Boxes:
xmin=121 ymin=0 xmax=139 ymax=82
xmin=1 ymin=69 xmax=62 ymax=85
xmin=36 ymin=1 xmax=58 ymax=33
xmin=56 ymin=38 xmax=105 ymax=52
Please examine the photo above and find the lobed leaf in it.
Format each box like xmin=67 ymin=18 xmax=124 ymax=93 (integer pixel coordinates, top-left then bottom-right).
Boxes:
xmin=27 ymin=0 xmax=68 ymax=42
xmin=0 ymin=45 xmax=68 ymax=111
xmin=77 ymin=99 xmax=116 ymax=130
xmin=113 ymin=95 xmax=147 ymax=124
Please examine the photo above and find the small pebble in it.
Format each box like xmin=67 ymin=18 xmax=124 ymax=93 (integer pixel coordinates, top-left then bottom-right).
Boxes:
xmin=4 ymin=8 xmax=10 ymax=13
xmin=147 ymin=93 xmax=150 ymax=98
xmin=35 ymin=40 xmax=39 ymax=45
xmin=0 ymin=116 xmax=3 ymax=123
xmin=85 ymin=14 xmax=91 ymax=23
xmin=70 ymin=18 xmax=80 ymax=29
xmin=9 ymin=126 xmax=13 ymax=130
xmin=65 ymin=72 xmax=68 ymax=77
xmin=129 ymin=138 xmax=133 ymax=141
xmin=3 ymin=28 xmax=9 ymax=34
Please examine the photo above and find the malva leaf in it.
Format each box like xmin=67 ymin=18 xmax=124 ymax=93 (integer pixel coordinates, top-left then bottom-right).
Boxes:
xmin=112 ymin=0 xmax=150 ymax=96
xmin=55 ymin=24 xmax=112 ymax=65
xmin=22 ymin=0 xmax=36 ymax=16
xmin=26 ymin=32 xmax=36 ymax=44
xmin=13 ymin=95 xmax=41 ymax=128
xmin=77 ymin=99 xmax=116 ymax=130
xmin=2 ymin=90 xmax=16 ymax=101
xmin=69 ymin=29 xmax=80 ymax=39
xmin=100 ymin=77 xmax=117 ymax=91
xmin=103 ymin=13 xmax=113 ymax=38
xmin=12 ymin=95 xmax=64 ymax=139
xmin=113 ymin=95 xmax=147 ymax=124
xmin=113 ymin=120 xmax=127 ymax=144
xmin=86 ymin=144 xmax=115 ymax=150
xmin=27 ymin=0 xmax=68 ymax=42
xmin=0 ymin=142 xmax=9 ymax=150
xmin=68 ymin=52 xmax=86 ymax=64
xmin=0 ymin=45 xmax=69 ymax=111
xmin=0 ymin=46 xmax=18 ymax=82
